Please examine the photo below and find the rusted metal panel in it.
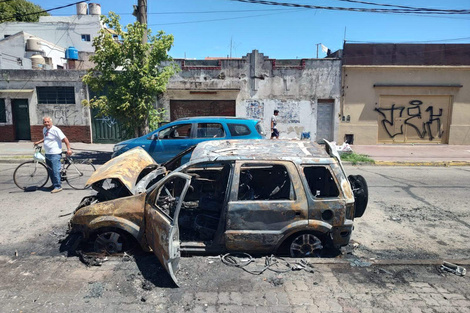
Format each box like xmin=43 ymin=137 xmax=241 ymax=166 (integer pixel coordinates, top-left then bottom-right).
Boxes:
xmin=70 ymin=193 xmax=146 ymax=238
xmin=86 ymin=147 xmax=156 ymax=191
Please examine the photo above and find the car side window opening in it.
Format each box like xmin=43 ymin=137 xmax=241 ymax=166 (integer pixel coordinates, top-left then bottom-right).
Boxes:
xmin=158 ymin=124 xmax=192 ymax=140
xmin=238 ymin=164 xmax=295 ymax=201
xmin=196 ymin=123 xmax=225 ymax=138
xmin=177 ymin=162 xmax=232 ymax=242
xmin=303 ymin=166 xmax=340 ymax=198
xmin=227 ymin=123 xmax=251 ymax=137
xmin=154 ymin=177 xmax=186 ymax=219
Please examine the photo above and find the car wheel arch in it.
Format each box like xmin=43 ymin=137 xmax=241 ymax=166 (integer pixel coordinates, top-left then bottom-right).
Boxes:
xmin=274 ymin=221 xmax=332 ymax=254
xmin=87 ymin=216 xmax=141 ymax=243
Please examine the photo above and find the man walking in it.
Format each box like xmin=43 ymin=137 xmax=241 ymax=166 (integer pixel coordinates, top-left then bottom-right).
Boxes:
xmin=271 ymin=110 xmax=279 ymax=139
xmin=34 ymin=116 xmax=72 ymax=193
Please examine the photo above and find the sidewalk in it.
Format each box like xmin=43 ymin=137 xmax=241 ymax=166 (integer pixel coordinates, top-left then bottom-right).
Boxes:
xmin=0 ymin=141 xmax=114 ymax=165
xmin=352 ymin=144 xmax=470 ymax=166
xmin=1 ymin=141 xmax=470 ymax=166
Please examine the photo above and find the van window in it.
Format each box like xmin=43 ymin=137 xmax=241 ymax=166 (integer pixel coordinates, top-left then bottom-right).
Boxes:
xmin=228 ymin=123 xmax=251 ymax=136
xmin=196 ymin=123 xmax=225 ymax=138
xmin=158 ymin=124 xmax=191 ymax=139
xmin=238 ymin=164 xmax=294 ymax=201
xmin=303 ymin=166 xmax=339 ymax=198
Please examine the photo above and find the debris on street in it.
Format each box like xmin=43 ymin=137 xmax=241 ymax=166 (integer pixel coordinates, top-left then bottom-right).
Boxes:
xmin=439 ymin=261 xmax=466 ymax=276
xmin=218 ymin=253 xmax=315 ymax=275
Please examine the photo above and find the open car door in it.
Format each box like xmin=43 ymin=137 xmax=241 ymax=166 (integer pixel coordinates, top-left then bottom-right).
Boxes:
xmin=144 ymin=172 xmax=191 ymax=286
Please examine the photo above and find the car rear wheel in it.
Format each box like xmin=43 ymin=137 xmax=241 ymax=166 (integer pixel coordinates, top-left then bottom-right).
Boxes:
xmin=93 ymin=229 xmax=132 ymax=254
xmin=288 ymin=232 xmax=324 ymax=258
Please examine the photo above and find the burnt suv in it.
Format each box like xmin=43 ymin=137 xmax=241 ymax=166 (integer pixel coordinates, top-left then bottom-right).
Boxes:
xmin=70 ymin=139 xmax=368 ymax=285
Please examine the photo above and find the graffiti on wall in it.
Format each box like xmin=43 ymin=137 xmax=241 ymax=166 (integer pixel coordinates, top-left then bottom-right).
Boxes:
xmin=276 ymin=101 xmax=300 ymax=123
xmin=48 ymin=108 xmax=80 ymax=126
xmin=245 ymin=100 xmax=264 ymax=119
xmin=375 ymin=100 xmax=444 ymax=140
xmin=95 ymin=116 xmax=117 ymax=128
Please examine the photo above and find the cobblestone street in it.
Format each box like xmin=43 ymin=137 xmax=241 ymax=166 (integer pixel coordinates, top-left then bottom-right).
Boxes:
xmin=1 ymin=254 xmax=469 ymax=313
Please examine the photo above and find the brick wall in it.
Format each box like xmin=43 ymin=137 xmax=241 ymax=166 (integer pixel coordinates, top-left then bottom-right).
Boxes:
xmin=31 ymin=125 xmax=91 ymax=143
xmin=0 ymin=125 xmax=15 ymax=141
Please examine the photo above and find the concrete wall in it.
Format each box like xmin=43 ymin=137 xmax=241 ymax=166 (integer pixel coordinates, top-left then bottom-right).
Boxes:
xmin=161 ymin=50 xmax=342 ymax=141
xmin=340 ymin=66 xmax=470 ymax=144
xmin=0 ymin=70 xmax=91 ymax=142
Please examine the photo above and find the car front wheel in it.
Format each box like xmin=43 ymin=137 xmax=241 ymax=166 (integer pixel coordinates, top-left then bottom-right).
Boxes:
xmin=93 ymin=229 xmax=132 ymax=254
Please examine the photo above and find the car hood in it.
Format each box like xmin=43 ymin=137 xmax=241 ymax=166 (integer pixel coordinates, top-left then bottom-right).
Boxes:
xmin=86 ymin=147 xmax=157 ymax=191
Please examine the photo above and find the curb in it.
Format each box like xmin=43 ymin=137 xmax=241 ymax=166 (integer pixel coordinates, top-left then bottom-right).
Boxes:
xmin=373 ymin=161 xmax=470 ymax=167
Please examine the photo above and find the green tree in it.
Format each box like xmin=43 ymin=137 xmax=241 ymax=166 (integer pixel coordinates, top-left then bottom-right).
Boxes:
xmin=0 ymin=0 xmax=49 ymax=23
xmin=83 ymin=12 xmax=178 ymax=137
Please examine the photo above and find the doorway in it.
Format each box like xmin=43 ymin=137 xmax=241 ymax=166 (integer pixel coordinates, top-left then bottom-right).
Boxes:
xmin=12 ymin=99 xmax=31 ymax=140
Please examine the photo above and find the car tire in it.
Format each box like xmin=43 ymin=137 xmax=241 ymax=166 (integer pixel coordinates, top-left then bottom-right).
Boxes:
xmin=92 ymin=228 xmax=134 ymax=254
xmin=287 ymin=232 xmax=325 ymax=258
xmin=348 ymin=175 xmax=368 ymax=218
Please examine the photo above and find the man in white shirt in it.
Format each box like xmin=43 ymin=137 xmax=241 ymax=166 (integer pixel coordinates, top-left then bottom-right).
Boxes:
xmin=34 ymin=116 xmax=72 ymax=193
xmin=271 ymin=110 xmax=279 ymax=139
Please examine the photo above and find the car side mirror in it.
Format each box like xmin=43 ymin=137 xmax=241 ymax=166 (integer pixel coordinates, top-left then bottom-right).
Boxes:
xmin=148 ymin=133 xmax=159 ymax=140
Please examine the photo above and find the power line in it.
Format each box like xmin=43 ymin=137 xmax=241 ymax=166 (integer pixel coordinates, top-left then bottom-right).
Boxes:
xmin=117 ymin=8 xmax=298 ymax=15
xmin=0 ymin=0 xmax=90 ymax=23
xmin=149 ymin=8 xmax=304 ymax=26
xmin=329 ymin=0 xmax=467 ymax=12
xmin=231 ymin=0 xmax=470 ymax=15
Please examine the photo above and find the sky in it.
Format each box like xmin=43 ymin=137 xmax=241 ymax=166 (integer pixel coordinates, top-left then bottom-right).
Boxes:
xmin=32 ymin=0 xmax=470 ymax=60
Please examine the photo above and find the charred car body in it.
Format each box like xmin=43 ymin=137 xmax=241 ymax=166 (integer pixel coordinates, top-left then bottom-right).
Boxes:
xmin=70 ymin=139 xmax=368 ymax=284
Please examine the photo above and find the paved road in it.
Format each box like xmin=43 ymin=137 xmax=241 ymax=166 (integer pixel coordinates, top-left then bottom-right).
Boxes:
xmin=0 ymin=164 xmax=469 ymax=312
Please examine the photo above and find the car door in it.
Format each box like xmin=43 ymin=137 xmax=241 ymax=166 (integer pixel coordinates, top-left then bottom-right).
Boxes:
xmin=148 ymin=123 xmax=193 ymax=163
xmin=225 ymin=161 xmax=309 ymax=253
xmin=144 ymin=172 xmax=191 ymax=286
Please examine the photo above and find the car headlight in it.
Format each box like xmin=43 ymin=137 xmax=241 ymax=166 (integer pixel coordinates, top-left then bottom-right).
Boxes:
xmin=113 ymin=144 xmax=127 ymax=152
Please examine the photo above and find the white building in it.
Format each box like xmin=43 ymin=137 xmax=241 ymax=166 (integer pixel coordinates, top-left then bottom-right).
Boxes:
xmin=0 ymin=3 xmax=102 ymax=54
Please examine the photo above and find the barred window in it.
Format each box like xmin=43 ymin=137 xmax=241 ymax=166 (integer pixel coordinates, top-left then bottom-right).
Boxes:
xmin=0 ymin=99 xmax=6 ymax=123
xmin=37 ymin=87 xmax=75 ymax=104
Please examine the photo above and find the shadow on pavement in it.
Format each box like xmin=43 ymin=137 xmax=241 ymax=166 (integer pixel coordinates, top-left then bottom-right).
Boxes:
xmin=72 ymin=149 xmax=112 ymax=165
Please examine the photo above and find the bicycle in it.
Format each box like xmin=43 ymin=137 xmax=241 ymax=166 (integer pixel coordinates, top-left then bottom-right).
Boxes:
xmin=13 ymin=145 xmax=96 ymax=191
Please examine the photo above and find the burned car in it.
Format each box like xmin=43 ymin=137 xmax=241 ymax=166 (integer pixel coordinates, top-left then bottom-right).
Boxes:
xmin=70 ymin=139 xmax=368 ymax=284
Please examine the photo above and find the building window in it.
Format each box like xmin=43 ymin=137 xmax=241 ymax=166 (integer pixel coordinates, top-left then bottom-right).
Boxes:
xmin=81 ymin=34 xmax=91 ymax=41
xmin=37 ymin=87 xmax=75 ymax=104
xmin=0 ymin=99 xmax=6 ymax=123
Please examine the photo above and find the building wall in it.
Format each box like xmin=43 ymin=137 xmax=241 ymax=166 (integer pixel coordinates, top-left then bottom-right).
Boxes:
xmin=0 ymin=70 xmax=91 ymax=142
xmin=160 ymin=50 xmax=342 ymax=141
xmin=340 ymin=66 xmax=470 ymax=144
xmin=0 ymin=15 xmax=101 ymax=53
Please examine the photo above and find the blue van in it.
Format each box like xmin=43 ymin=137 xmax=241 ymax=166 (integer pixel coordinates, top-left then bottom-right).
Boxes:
xmin=112 ymin=117 xmax=267 ymax=163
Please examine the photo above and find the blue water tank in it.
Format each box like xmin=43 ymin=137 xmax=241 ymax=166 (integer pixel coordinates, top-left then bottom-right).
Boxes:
xmin=65 ymin=46 xmax=78 ymax=60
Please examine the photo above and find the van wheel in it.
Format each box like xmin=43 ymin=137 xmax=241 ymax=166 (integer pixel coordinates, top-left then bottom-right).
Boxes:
xmin=289 ymin=233 xmax=324 ymax=258
xmin=93 ymin=229 xmax=132 ymax=254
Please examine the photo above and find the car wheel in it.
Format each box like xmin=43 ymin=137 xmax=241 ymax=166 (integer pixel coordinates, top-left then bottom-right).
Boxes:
xmin=348 ymin=175 xmax=368 ymax=218
xmin=93 ymin=229 xmax=132 ymax=254
xmin=289 ymin=233 xmax=324 ymax=258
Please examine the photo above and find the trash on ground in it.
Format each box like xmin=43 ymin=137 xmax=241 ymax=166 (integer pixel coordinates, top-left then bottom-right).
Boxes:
xmin=440 ymin=261 xmax=466 ymax=276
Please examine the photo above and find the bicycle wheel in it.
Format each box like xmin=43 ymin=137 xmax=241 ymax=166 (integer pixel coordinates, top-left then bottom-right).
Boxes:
xmin=65 ymin=160 xmax=96 ymax=190
xmin=13 ymin=161 xmax=49 ymax=190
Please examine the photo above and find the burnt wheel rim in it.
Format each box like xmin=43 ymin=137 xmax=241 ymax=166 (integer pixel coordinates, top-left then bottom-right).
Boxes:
xmin=290 ymin=234 xmax=323 ymax=257
xmin=94 ymin=231 xmax=125 ymax=254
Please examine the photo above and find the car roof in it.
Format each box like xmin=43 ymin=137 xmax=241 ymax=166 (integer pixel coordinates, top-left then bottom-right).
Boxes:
xmin=174 ymin=116 xmax=258 ymax=122
xmin=189 ymin=139 xmax=333 ymax=163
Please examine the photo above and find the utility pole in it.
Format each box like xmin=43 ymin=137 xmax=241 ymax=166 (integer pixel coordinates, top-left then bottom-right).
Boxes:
xmin=136 ymin=0 xmax=147 ymax=45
